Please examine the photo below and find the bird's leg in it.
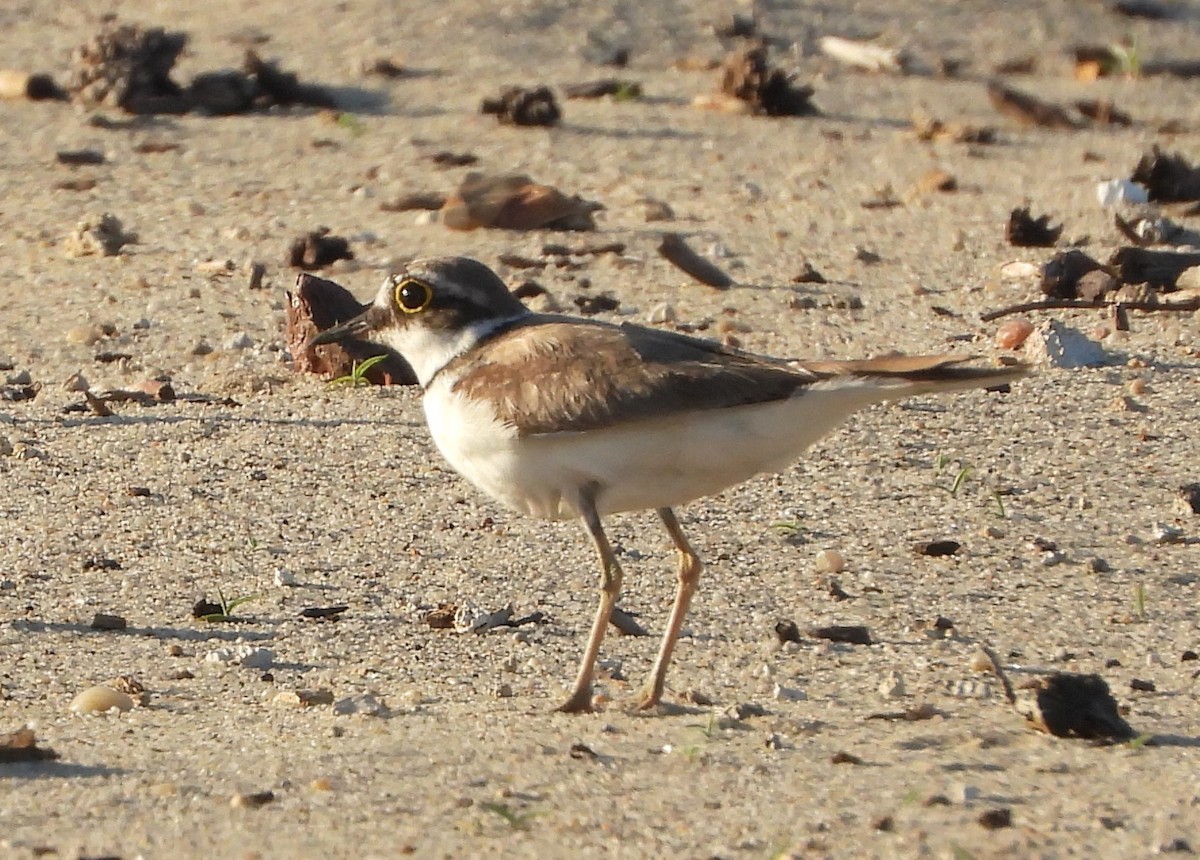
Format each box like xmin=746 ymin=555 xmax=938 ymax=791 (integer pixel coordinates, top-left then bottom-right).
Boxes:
xmin=638 ymin=507 xmax=703 ymax=710
xmin=557 ymin=488 xmax=623 ymax=714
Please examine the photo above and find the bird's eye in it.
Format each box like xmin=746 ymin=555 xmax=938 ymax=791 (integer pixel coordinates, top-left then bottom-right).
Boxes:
xmin=394 ymin=278 xmax=433 ymax=314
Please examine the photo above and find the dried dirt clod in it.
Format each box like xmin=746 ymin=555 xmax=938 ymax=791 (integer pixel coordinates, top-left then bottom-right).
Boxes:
xmin=1015 ymin=672 xmax=1136 ymax=740
xmin=987 ymin=80 xmax=1080 ymax=129
xmin=657 ymin=233 xmax=734 ymax=288
xmin=1040 ymin=249 xmax=1105 ymax=299
xmin=1131 ymin=146 xmax=1200 ymax=203
xmin=807 ymin=625 xmax=872 ymax=645
xmin=1006 ymin=206 xmax=1062 ymax=247
xmin=480 ymin=85 xmax=561 ymax=126
xmin=1129 ymin=678 xmax=1156 ymax=692
xmin=441 ymin=172 xmax=600 ymax=232
xmin=830 ymin=750 xmax=863 ymax=765
xmin=713 ymin=46 xmax=817 ymax=117
xmin=774 ymin=619 xmax=802 ymax=644
xmin=1177 ymin=484 xmax=1200 ymax=515
xmin=978 ymin=808 xmax=1013 ymax=830
xmin=286 ymin=227 xmax=354 ymax=270
xmin=65 ymin=212 xmax=135 ymax=257
xmin=68 ymin=22 xmax=189 ymax=113
xmin=423 ymin=603 xmax=457 ymax=629
xmin=0 ymin=727 xmax=59 ymax=763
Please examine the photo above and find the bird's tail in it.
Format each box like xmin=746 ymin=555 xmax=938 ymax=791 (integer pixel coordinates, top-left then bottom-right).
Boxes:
xmin=797 ymin=354 xmax=1030 ymax=398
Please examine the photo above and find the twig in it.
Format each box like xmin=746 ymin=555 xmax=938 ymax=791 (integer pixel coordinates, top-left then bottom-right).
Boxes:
xmin=981 ymin=297 xmax=1200 ymax=322
xmin=981 ymin=644 xmax=1016 ymax=705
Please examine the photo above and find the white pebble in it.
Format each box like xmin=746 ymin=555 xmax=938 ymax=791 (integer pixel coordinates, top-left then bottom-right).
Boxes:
xmin=878 ymin=671 xmax=906 ymax=698
xmin=224 ymin=332 xmax=254 ymax=351
xmin=273 ymin=568 xmax=297 ymax=587
xmin=773 ymin=683 xmax=806 ymax=702
xmin=205 ymin=645 xmax=274 ymax=669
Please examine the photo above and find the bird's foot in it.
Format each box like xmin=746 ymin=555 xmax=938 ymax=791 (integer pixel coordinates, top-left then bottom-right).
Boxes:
xmin=555 ymin=688 xmax=595 ymax=714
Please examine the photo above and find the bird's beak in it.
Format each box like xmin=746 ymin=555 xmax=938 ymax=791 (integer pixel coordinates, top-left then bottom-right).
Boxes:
xmin=305 ymin=306 xmax=383 ymax=348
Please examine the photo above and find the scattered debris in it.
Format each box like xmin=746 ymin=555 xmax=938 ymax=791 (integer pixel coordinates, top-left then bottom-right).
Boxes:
xmin=808 ymin=625 xmax=872 ymax=645
xmin=0 ymin=727 xmax=59 ymax=762
xmin=64 ymin=212 xmax=135 ymax=257
xmin=286 ymin=273 xmax=414 ymax=384
xmin=1006 ymin=207 xmax=1062 ymax=247
xmin=657 ymin=233 xmax=734 ymax=288
xmin=987 ymin=80 xmax=1080 ymax=129
xmin=1015 ymin=673 xmax=1136 ymax=741
xmin=480 ymin=85 xmax=561 ymax=126
xmin=286 ymin=227 xmax=353 ymax=270
xmin=441 ymin=172 xmax=600 ymax=231
xmin=699 ymin=46 xmax=817 ymax=117
xmin=818 ymin=36 xmax=907 ymax=74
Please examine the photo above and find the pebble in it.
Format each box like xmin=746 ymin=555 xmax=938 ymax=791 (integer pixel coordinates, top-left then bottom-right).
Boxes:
xmin=310 ymin=777 xmax=334 ymax=792
xmin=230 ymin=791 xmax=275 ymax=809
xmin=273 ymin=568 xmax=297 ymax=587
xmin=814 ymin=548 xmax=845 ymax=573
xmin=332 ymin=693 xmax=389 ymax=716
xmin=63 ymin=371 xmax=89 ymax=392
xmin=66 ymin=324 xmax=106 ymax=346
xmin=70 ymin=685 xmax=134 ymax=714
xmin=1024 ymin=320 xmax=1109 ymax=368
xmin=995 ymin=319 xmax=1034 ymax=350
xmin=224 ymin=331 xmax=254 ymax=350
xmin=968 ymin=650 xmax=995 ymax=673
xmin=773 ymin=683 xmax=806 ymax=702
xmin=647 ymin=302 xmax=676 ymax=324
xmin=878 ymin=671 xmax=906 ymax=698
xmin=205 ymin=645 xmax=275 ymax=669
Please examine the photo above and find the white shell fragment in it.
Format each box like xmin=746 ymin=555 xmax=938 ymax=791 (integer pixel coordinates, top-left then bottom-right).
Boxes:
xmin=1096 ymin=179 xmax=1149 ymax=208
xmin=70 ymin=685 xmax=134 ymax=714
xmin=1024 ymin=320 xmax=1110 ymax=368
xmin=205 ymin=644 xmax=275 ymax=669
xmin=818 ymin=36 xmax=906 ymax=74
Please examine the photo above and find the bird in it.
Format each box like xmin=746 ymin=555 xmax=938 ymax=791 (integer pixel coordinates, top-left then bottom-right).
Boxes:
xmin=307 ymin=256 xmax=1029 ymax=714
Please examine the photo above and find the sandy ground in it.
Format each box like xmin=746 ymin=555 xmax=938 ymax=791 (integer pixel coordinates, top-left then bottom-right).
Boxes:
xmin=2 ymin=1 xmax=1200 ymax=857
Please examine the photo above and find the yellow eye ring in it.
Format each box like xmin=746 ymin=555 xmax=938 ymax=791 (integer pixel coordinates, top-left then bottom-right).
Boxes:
xmin=394 ymin=277 xmax=433 ymax=314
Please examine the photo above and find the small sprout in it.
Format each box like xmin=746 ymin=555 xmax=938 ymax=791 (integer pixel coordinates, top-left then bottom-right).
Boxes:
xmin=327 ymin=354 xmax=388 ymax=388
xmin=199 ymin=587 xmax=261 ymax=623
xmin=949 ymin=466 xmax=973 ymax=497
xmin=992 ymin=490 xmax=1007 ymax=519
xmin=479 ymin=801 xmax=539 ymax=831
xmin=335 ymin=112 xmax=367 ymax=136
xmin=1133 ymin=582 xmax=1147 ymax=621
xmin=1111 ymin=38 xmax=1141 ymax=78
xmin=612 ymin=82 xmax=643 ymax=102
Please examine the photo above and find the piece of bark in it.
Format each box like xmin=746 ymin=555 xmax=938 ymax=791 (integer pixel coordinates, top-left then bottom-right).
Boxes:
xmin=441 ymin=172 xmax=599 ymax=231
xmin=285 ymin=272 xmax=415 ymax=384
xmin=987 ymin=81 xmax=1080 ymax=129
xmin=379 ymin=192 xmax=446 ymax=212
xmin=480 ymin=85 xmax=560 ymax=126
xmin=1109 ymin=247 xmax=1200 ymax=289
xmin=1131 ymin=147 xmax=1200 ymax=202
xmin=1015 ymin=673 xmax=1136 ymax=741
xmin=657 ymin=233 xmax=734 ymax=288
xmin=286 ymin=228 xmax=354 ymax=270
xmin=1041 ymin=249 xmax=1106 ymax=299
xmin=1007 ymin=207 xmax=1062 ymax=247
xmin=807 ymin=625 xmax=872 ymax=645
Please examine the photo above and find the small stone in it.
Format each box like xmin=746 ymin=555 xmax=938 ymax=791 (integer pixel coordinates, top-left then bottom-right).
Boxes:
xmin=878 ymin=671 xmax=906 ymax=698
xmin=230 ymin=791 xmax=275 ymax=809
xmin=224 ymin=331 xmax=254 ymax=350
xmin=995 ymin=319 xmax=1034 ymax=350
xmin=1129 ymin=678 xmax=1156 ymax=692
xmin=641 ymin=198 xmax=674 ymax=222
xmin=332 ymin=692 xmax=389 ymax=717
xmin=310 ymin=777 xmax=334 ymax=792
xmin=1024 ymin=319 xmax=1110 ymax=368
xmin=647 ymin=302 xmax=676 ymax=324
xmin=977 ymin=808 xmax=1012 ymax=830
xmin=814 ymin=548 xmax=845 ymax=573
xmin=772 ymin=683 xmax=806 ymax=702
xmin=64 ymin=213 xmax=135 ymax=257
xmin=70 ymin=685 xmax=134 ymax=714
xmin=90 ymin=613 xmax=127 ymax=631
xmin=166 ymin=643 xmax=184 ymax=657
xmin=1152 ymin=523 xmax=1184 ymax=544
xmin=494 ymin=682 xmax=514 ymax=698
xmin=66 ymin=324 xmax=106 ymax=346
xmin=968 ymin=650 xmax=996 ymax=673
xmin=830 ymin=750 xmax=863 ymax=765
xmin=957 ymin=784 xmax=982 ymax=804
xmin=205 ymin=645 xmax=274 ymax=669
xmin=63 ymin=371 xmax=89 ymax=392
xmin=273 ymin=568 xmax=297 ymax=587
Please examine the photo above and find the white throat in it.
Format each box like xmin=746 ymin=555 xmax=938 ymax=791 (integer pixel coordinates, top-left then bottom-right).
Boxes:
xmin=376 ymin=313 xmax=526 ymax=388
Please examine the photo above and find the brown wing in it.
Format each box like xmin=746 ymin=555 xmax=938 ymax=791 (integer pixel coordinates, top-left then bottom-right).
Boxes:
xmin=447 ymin=318 xmax=818 ymax=436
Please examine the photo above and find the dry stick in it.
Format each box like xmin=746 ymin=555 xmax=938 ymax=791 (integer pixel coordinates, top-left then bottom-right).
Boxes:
xmin=980 ymin=297 xmax=1200 ymax=322
xmin=981 ymin=644 xmax=1016 ymax=706
xmin=657 ymin=233 xmax=734 ymax=288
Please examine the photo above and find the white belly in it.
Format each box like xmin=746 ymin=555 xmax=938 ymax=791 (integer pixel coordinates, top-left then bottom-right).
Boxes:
xmin=422 ymin=377 xmax=894 ymax=521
